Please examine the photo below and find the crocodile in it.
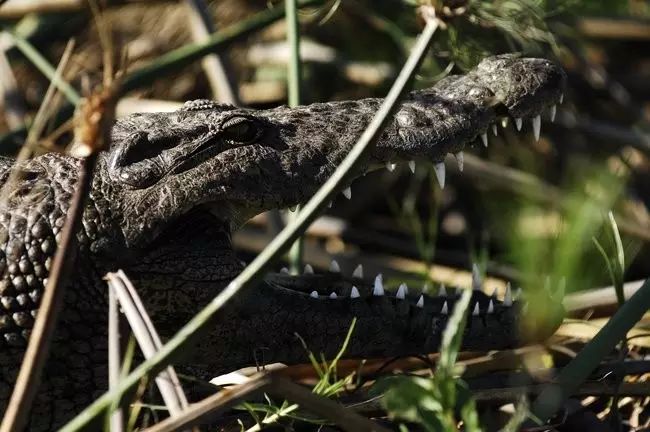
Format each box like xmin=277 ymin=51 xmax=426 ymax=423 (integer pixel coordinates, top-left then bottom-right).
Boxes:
xmin=0 ymin=54 xmax=565 ymax=430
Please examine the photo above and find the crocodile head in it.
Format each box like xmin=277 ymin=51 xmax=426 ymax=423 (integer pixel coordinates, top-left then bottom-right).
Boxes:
xmin=99 ymin=55 xmax=566 ymax=371
xmin=105 ymin=55 xmax=565 ymax=249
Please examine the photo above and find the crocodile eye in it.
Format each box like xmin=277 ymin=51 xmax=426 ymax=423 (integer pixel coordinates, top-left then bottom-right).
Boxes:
xmin=221 ymin=117 xmax=258 ymax=143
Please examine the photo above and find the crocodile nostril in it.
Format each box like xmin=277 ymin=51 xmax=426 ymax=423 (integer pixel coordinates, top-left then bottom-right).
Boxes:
xmin=493 ymin=103 xmax=509 ymax=117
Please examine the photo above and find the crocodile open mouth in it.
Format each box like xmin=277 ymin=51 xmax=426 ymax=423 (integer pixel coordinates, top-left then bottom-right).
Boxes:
xmin=251 ymin=54 xmax=566 ymax=353
xmin=257 ymin=260 xmax=563 ymax=358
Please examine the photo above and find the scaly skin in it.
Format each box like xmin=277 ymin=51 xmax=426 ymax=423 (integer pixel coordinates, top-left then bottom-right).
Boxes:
xmin=0 ymin=55 xmax=565 ymax=430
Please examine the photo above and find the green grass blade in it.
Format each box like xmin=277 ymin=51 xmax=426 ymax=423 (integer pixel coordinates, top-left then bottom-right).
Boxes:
xmin=438 ymin=287 xmax=472 ymax=373
xmin=530 ymin=278 xmax=650 ymax=423
xmin=285 ymin=0 xmax=305 ymax=273
xmin=7 ymin=30 xmax=80 ymax=105
xmin=59 ymin=12 xmax=441 ymax=431
xmin=122 ymin=0 xmax=322 ymax=94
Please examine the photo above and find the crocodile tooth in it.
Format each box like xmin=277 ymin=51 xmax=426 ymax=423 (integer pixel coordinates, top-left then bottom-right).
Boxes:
xmin=472 ymin=264 xmax=481 ymax=291
xmin=329 ymin=292 xmax=338 ymax=299
xmin=433 ymin=162 xmax=445 ymax=189
xmin=559 ymin=93 xmax=564 ymax=104
xmin=310 ymin=291 xmax=318 ymax=298
xmin=386 ymin=161 xmax=396 ymax=172
xmin=280 ymin=267 xmax=289 ymax=274
xmin=350 ymin=286 xmax=360 ymax=298
xmin=438 ymin=284 xmax=447 ymax=297
xmin=514 ymin=287 xmax=522 ymax=300
xmin=487 ymin=299 xmax=495 ymax=314
xmin=327 ymin=201 xmax=333 ymax=208
xmin=472 ymin=302 xmax=480 ymax=316
xmin=503 ymin=282 xmax=513 ymax=306
xmin=289 ymin=205 xmax=297 ymax=212
xmin=342 ymin=187 xmax=352 ymax=200
xmin=515 ymin=117 xmax=523 ymax=131
xmin=549 ymin=104 xmax=557 ymax=122
xmin=480 ymin=132 xmax=488 ymax=147
xmin=501 ymin=117 xmax=509 ymax=128
xmin=329 ymin=260 xmax=341 ymax=273
xmin=532 ymin=115 xmax=541 ymax=141
xmin=408 ymin=160 xmax=416 ymax=174
xmin=416 ymin=295 xmax=424 ymax=308
xmin=303 ymin=264 xmax=314 ymax=274
xmin=492 ymin=124 xmax=498 ymax=136
xmin=454 ymin=152 xmax=464 ymax=172
xmin=352 ymin=264 xmax=363 ymax=279
xmin=396 ymin=283 xmax=408 ymax=299
xmin=373 ymin=274 xmax=384 ymax=296
xmin=440 ymin=301 xmax=448 ymax=314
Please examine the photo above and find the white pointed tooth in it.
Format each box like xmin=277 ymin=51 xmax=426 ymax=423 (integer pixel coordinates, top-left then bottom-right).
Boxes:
xmin=310 ymin=290 xmax=319 ymax=298
xmin=327 ymin=201 xmax=333 ymax=208
xmin=480 ymin=132 xmax=488 ymax=147
xmin=501 ymin=117 xmax=509 ymax=128
xmin=408 ymin=160 xmax=416 ymax=174
xmin=280 ymin=267 xmax=289 ymax=274
xmin=492 ymin=123 xmax=498 ymax=136
xmin=416 ymin=295 xmax=424 ymax=308
xmin=342 ymin=187 xmax=351 ymax=200
xmin=289 ymin=206 xmax=297 ymax=212
xmin=352 ymin=264 xmax=363 ymax=279
xmin=549 ymin=104 xmax=556 ymax=122
xmin=303 ymin=264 xmax=314 ymax=274
xmin=487 ymin=299 xmax=494 ymax=314
xmin=454 ymin=152 xmax=464 ymax=172
xmin=472 ymin=264 xmax=481 ymax=291
xmin=350 ymin=286 xmax=360 ymax=298
xmin=329 ymin=260 xmax=340 ymax=273
xmin=472 ymin=302 xmax=480 ymax=316
xmin=438 ymin=284 xmax=447 ymax=297
xmin=386 ymin=161 xmax=396 ymax=172
xmin=515 ymin=117 xmax=522 ymax=131
xmin=396 ymin=283 xmax=408 ymax=299
xmin=440 ymin=301 xmax=448 ymax=314
xmin=433 ymin=162 xmax=445 ymax=189
xmin=532 ymin=115 xmax=541 ymax=141
xmin=559 ymin=93 xmax=564 ymax=104
xmin=373 ymin=274 xmax=384 ymax=296
xmin=329 ymin=292 xmax=338 ymax=299
xmin=514 ymin=287 xmax=522 ymax=300
xmin=503 ymin=282 xmax=513 ymax=306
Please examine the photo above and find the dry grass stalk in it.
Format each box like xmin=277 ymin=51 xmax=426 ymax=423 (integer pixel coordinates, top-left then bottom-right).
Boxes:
xmin=183 ymin=0 xmax=240 ymax=104
xmin=0 ymin=33 xmax=26 ymax=129
xmin=142 ymin=374 xmax=391 ymax=432
xmin=106 ymin=271 xmax=189 ymax=415
xmin=0 ymin=7 xmax=120 ymax=429
xmin=108 ymin=285 xmax=125 ymax=432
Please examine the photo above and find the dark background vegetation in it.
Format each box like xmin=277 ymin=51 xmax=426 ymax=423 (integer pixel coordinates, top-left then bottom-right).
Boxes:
xmin=1 ymin=0 xmax=649 ymax=430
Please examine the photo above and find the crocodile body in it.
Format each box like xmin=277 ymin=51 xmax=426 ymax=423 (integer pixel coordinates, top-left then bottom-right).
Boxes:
xmin=0 ymin=55 xmax=565 ymax=429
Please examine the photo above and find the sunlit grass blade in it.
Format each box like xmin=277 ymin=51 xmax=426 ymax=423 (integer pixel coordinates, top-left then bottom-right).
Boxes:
xmin=530 ymin=278 xmax=650 ymax=424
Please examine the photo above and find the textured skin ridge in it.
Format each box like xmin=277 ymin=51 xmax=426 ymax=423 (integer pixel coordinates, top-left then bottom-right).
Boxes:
xmin=0 ymin=55 xmax=566 ymax=430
